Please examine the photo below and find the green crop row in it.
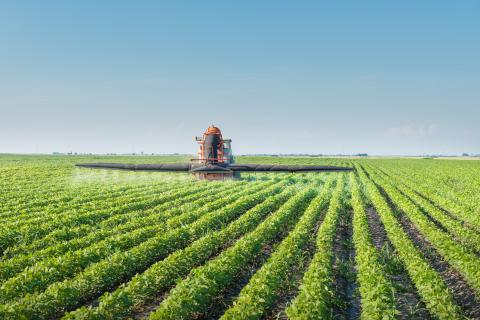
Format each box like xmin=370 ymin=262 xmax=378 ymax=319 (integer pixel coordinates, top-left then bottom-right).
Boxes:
xmin=0 ymin=181 xmax=178 ymax=233
xmin=360 ymin=158 xmax=479 ymax=211
xmin=0 ymin=181 xmax=286 ymax=319
xmin=0 ymin=181 xmax=249 ymax=283
xmin=0 ymin=181 xmax=208 ymax=252
xmin=365 ymin=166 xmax=480 ymax=295
xmin=391 ymin=163 xmax=480 ymax=215
xmin=148 ymin=188 xmax=318 ymax=320
xmin=0 ymin=180 xmax=273 ymax=302
xmin=356 ymin=165 xmax=461 ymax=319
xmin=379 ymin=163 xmax=480 ymax=231
xmin=375 ymin=163 xmax=480 ymax=229
xmin=63 ymin=184 xmax=300 ymax=319
xmin=350 ymin=172 xmax=397 ymax=320
xmin=0 ymin=180 xmax=169 ymax=222
xmin=2 ymin=180 xmax=240 ymax=258
xmin=370 ymin=166 xmax=480 ymax=253
xmin=219 ymin=175 xmax=335 ymax=320
xmin=0 ymin=175 xmax=85 ymax=216
xmin=0 ymin=173 xmax=184 ymax=219
xmin=285 ymin=173 xmax=345 ymax=319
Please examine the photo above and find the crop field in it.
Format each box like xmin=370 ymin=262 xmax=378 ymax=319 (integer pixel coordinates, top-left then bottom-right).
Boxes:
xmin=0 ymin=155 xmax=479 ymax=320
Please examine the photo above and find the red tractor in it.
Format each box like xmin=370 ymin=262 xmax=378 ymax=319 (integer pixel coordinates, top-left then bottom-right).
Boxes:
xmin=77 ymin=125 xmax=352 ymax=180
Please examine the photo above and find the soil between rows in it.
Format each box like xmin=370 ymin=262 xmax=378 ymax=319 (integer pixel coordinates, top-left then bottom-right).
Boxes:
xmin=371 ymin=176 xmax=480 ymax=319
xmin=377 ymin=168 xmax=480 ymax=234
xmin=392 ymin=205 xmax=480 ymax=319
xmin=135 ymin=196 xmax=308 ymax=319
xmin=132 ymin=243 xmax=277 ymax=320
xmin=129 ymin=236 xmax=276 ymax=319
xmin=200 ymin=243 xmax=276 ymax=320
xmin=365 ymin=206 xmax=431 ymax=320
xmin=265 ymin=203 xmax=329 ymax=320
xmin=359 ymin=166 xmax=431 ymax=319
xmin=332 ymin=206 xmax=361 ymax=320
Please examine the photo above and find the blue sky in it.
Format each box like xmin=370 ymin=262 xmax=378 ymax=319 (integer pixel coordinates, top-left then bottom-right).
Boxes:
xmin=1 ymin=1 xmax=479 ymax=155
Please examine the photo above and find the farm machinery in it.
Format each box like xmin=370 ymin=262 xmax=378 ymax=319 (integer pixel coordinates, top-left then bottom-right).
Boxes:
xmin=76 ymin=125 xmax=352 ymax=180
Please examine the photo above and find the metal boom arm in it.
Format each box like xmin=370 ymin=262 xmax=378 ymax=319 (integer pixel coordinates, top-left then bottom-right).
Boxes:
xmin=76 ymin=162 xmax=352 ymax=172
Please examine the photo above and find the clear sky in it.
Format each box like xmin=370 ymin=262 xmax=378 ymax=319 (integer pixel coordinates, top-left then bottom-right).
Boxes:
xmin=1 ymin=1 xmax=479 ymax=155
